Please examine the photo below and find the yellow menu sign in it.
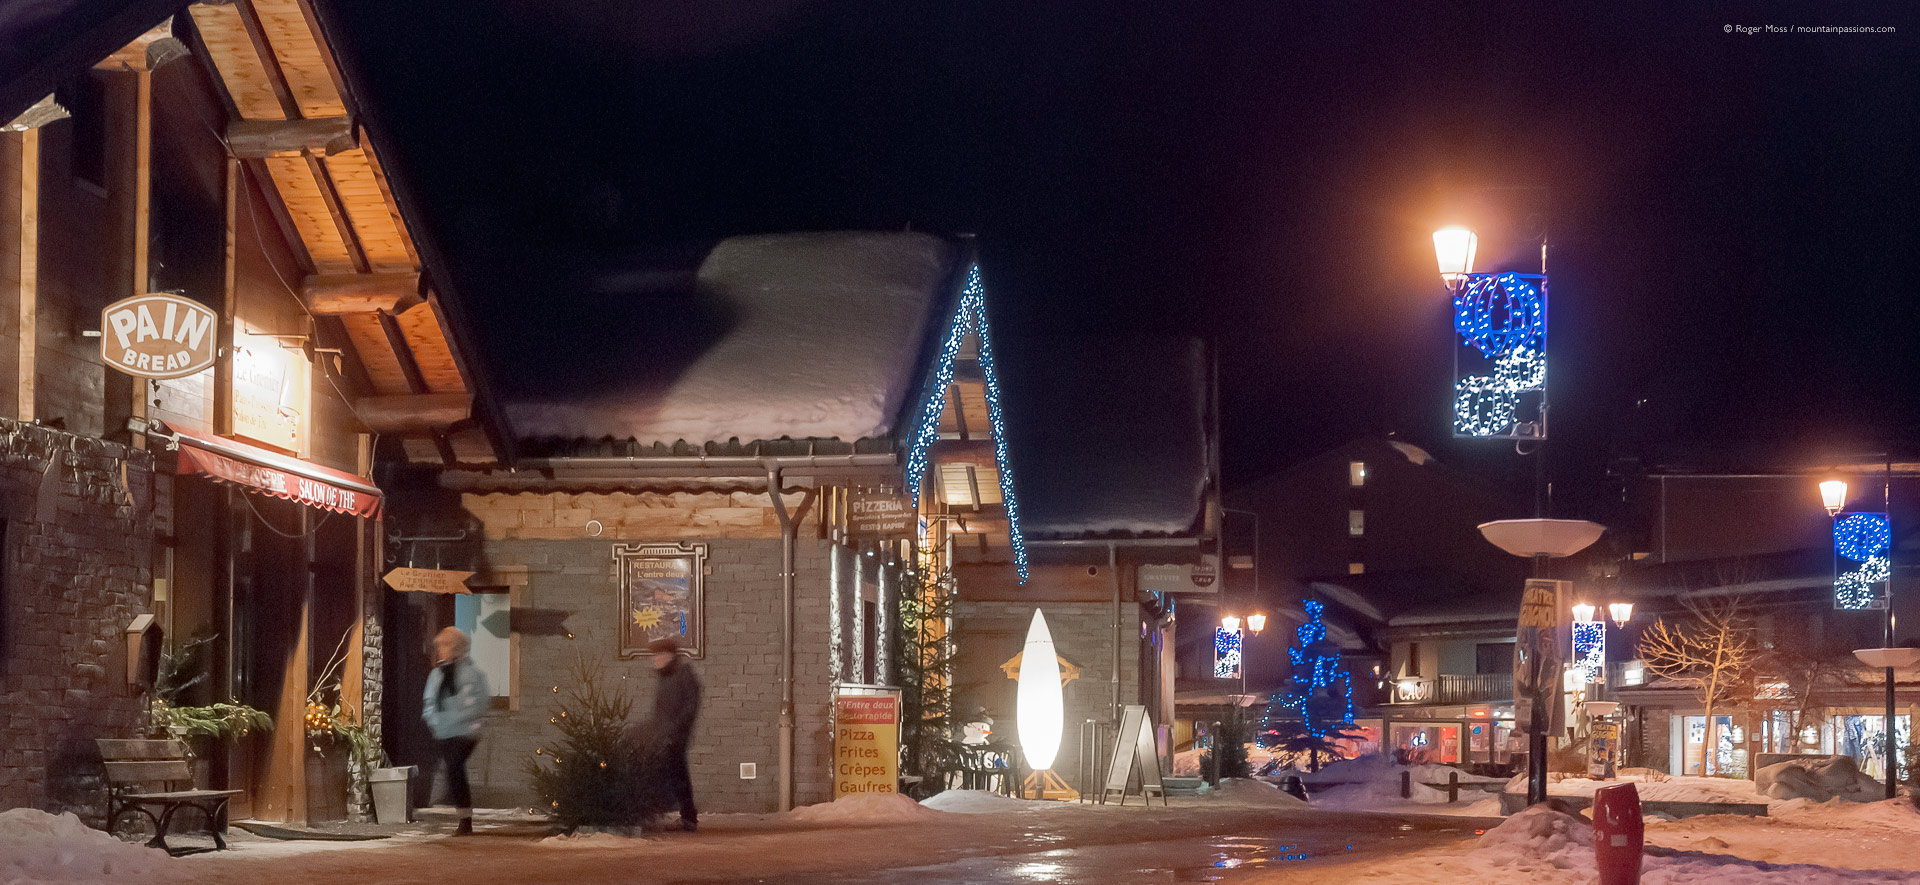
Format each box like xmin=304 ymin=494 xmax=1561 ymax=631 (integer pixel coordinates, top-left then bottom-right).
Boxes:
xmin=833 ymin=694 xmax=899 ymax=797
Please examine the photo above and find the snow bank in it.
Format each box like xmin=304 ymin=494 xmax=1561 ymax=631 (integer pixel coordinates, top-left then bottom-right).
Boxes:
xmin=1473 ymin=805 xmax=1593 ymax=871
xmin=0 ymin=808 xmax=169 ymax=882
xmin=785 ymin=793 xmax=947 ymax=824
xmin=1198 ymin=777 xmax=1307 ymax=806
xmin=918 ymin=790 xmax=1052 ymax=814
xmin=1523 ymin=774 xmax=1769 ymax=805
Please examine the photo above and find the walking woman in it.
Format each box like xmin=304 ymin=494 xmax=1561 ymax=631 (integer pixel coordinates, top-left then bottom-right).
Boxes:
xmin=423 ymin=626 xmax=489 ymax=836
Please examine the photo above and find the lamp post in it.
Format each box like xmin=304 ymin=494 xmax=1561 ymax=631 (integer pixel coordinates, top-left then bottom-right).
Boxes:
xmin=1825 ymin=479 xmax=1902 ymax=799
xmin=1221 ymin=612 xmax=1267 ymax=699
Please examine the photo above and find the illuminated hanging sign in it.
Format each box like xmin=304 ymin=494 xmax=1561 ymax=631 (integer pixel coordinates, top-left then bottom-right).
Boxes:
xmin=1452 ymin=272 xmax=1547 ymax=439
xmin=101 ymin=293 xmax=217 ymax=379
xmin=1214 ymin=627 xmax=1242 ymax=679
xmin=1834 ymin=512 xmax=1891 ymax=611
xmin=1571 ymin=621 xmax=1606 ymax=684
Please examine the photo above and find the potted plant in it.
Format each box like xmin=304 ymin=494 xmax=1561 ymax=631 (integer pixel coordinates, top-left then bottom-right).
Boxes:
xmin=305 ymin=631 xmax=387 ymax=822
xmin=146 ymin=634 xmax=273 ymax=787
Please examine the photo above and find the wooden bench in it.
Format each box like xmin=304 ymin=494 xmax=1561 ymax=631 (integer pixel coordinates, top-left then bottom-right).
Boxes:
xmin=97 ymin=739 xmax=243 ymax=854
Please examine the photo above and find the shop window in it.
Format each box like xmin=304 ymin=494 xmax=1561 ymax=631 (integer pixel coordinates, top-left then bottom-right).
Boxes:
xmin=1348 ymin=510 xmax=1364 ymax=537
xmin=454 ymin=589 xmax=512 ymax=705
xmin=1405 ymin=643 xmax=1421 ymax=677
xmin=1348 ymin=461 xmax=1366 ymax=487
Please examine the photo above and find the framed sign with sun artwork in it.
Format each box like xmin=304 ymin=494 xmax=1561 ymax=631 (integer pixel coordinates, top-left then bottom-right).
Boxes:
xmin=615 ymin=541 xmax=708 ymax=659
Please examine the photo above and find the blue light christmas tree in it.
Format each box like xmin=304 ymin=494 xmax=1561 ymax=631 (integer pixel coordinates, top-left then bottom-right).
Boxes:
xmin=1260 ymin=600 xmax=1359 ymax=771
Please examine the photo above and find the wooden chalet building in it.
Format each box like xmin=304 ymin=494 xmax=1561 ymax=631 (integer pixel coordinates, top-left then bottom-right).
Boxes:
xmin=1 ymin=4 xmax=505 ymax=822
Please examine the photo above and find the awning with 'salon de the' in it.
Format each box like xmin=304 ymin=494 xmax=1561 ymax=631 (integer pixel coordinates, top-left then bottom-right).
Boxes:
xmin=162 ymin=423 xmax=383 ymax=520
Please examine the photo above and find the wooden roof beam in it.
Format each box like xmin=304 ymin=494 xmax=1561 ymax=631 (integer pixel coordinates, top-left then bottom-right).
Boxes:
xmin=301 ymin=271 xmax=418 ymax=314
xmin=227 ymin=117 xmax=355 ymax=158
xmin=355 ymin=393 xmax=470 ymax=433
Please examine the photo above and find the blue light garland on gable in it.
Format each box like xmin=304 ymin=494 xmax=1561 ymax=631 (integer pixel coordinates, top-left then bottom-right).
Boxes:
xmin=904 ymin=264 xmax=1030 ymax=583
xmin=1834 ymin=512 xmax=1892 ymax=611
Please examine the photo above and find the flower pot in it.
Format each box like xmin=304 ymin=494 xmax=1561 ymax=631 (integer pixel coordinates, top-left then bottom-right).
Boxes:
xmin=305 ymin=747 xmax=350 ymax=823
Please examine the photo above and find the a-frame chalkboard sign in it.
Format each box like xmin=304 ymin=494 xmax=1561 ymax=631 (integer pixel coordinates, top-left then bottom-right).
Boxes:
xmin=1099 ymin=704 xmax=1166 ymax=806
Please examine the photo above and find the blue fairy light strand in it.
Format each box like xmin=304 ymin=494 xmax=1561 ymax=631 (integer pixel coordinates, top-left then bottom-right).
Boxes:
xmin=904 ymin=264 xmax=1030 ymax=583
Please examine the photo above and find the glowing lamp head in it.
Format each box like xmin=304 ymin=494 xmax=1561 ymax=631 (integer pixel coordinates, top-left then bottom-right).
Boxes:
xmin=1432 ymin=226 xmax=1478 ymax=288
xmin=1608 ymin=602 xmax=1634 ymax=628
xmin=1220 ymin=615 xmax=1241 ymax=634
xmin=1819 ymin=480 xmax=1848 ymax=517
xmin=1570 ymin=602 xmax=1597 ymax=625
xmin=1014 ymin=609 xmax=1065 ymax=772
xmin=1246 ymin=613 xmax=1267 ymax=635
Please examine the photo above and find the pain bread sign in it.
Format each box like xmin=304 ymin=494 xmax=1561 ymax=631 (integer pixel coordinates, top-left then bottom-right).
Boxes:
xmin=101 ymin=293 xmax=218 ymax=379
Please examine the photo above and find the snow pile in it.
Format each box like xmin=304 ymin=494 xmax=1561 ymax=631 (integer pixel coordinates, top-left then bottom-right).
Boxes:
xmin=538 ymin=831 xmax=644 ymax=847
xmin=1772 ymin=796 xmax=1920 ymax=828
xmin=0 ymin=808 xmax=169 ymax=882
xmin=1472 ymin=805 xmax=1594 ymax=871
xmin=1521 ymin=774 xmax=1769 ymax=805
xmin=1756 ymin=756 xmax=1884 ymax=802
xmin=785 ymin=792 xmax=946 ymax=824
xmin=1198 ymin=777 xmax=1307 ymax=806
xmin=919 ymin=790 xmax=1052 ymax=814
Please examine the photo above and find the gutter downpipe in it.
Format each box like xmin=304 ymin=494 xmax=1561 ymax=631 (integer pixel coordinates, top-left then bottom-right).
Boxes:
xmin=1110 ymin=542 xmax=1121 ymax=722
xmin=767 ymin=464 xmax=817 ymax=813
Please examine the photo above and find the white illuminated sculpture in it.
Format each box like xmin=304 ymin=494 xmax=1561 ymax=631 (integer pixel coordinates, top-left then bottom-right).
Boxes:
xmin=1015 ymin=609 xmax=1064 ymax=773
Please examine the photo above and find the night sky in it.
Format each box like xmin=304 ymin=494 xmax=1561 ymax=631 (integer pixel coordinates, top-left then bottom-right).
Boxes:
xmin=314 ymin=1 xmax=1919 ymax=513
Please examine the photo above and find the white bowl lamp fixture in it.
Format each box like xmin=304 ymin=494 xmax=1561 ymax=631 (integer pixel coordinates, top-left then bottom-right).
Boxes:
xmin=1016 ymin=610 xmax=1065 ymax=773
xmin=1820 ymin=480 xmax=1848 ymax=517
xmin=1608 ymin=602 xmax=1634 ymax=628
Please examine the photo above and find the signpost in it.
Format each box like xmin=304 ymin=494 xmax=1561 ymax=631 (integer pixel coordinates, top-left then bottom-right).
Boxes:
xmin=832 ymin=690 xmax=900 ymax=798
xmin=381 ymin=567 xmax=473 ymax=594
xmin=1099 ymin=704 xmax=1166 ymax=806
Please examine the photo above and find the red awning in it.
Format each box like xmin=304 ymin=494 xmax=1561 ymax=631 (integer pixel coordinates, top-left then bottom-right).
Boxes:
xmin=161 ymin=424 xmax=383 ymax=520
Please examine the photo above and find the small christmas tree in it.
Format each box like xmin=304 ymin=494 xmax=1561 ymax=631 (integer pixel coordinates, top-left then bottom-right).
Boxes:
xmin=1261 ymin=600 xmax=1357 ymax=772
xmin=526 ymin=660 xmax=663 ymax=832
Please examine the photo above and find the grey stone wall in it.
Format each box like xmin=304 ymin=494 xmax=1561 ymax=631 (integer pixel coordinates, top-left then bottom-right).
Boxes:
xmin=0 ymin=418 xmax=156 ymax=815
xmin=462 ymin=536 xmax=835 ymax=813
xmin=951 ymin=599 xmax=1143 ymax=793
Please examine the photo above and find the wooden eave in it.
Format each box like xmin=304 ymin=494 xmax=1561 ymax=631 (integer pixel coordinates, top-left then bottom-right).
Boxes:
xmin=178 ymin=1 xmax=500 ymax=465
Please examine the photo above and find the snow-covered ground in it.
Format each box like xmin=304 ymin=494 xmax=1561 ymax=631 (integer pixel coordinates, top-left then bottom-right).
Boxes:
xmin=1328 ymin=801 xmax=1920 ymax=884
xmin=1279 ymin=755 xmax=1506 ymax=817
xmin=0 ymin=808 xmax=169 ymax=882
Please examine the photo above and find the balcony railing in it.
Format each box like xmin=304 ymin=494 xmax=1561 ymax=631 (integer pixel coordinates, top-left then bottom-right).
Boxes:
xmin=1390 ymin=673 xmax=1514 ymax=706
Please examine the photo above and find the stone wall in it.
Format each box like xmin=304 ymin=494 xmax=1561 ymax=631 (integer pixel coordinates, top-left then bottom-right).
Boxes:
xmin=951 ymin=599 xmax=1143 ymax=793
xmin=0 ymin=418 xmax=156 ymax=815
xmin=449 ymin=490 xmax=837 ymax=813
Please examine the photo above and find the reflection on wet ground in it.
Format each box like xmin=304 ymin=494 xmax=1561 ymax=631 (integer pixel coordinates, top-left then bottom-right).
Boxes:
xmin=748 ymin=810 xmax=1489 ymax=884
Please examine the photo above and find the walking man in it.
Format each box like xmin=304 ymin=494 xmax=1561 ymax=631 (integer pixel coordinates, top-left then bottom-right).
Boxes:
xmin=649 ymin=636 xmax=702 ymax=832
xmin=424 ymin=626 xmax=489 ymax=836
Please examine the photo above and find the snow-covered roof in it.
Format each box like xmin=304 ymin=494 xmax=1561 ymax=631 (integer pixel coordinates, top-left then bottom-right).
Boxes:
xmin=998 ymin=336 xmax=1210 ymax=538
xmin=505 ymin=232 xmax=960 ymax=447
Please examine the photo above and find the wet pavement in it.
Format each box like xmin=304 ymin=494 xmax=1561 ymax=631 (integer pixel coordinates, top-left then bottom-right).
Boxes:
xmin=174 ymin=804 xmax=1494 ymax=884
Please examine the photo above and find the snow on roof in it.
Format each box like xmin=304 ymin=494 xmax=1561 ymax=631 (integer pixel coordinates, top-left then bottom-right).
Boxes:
xmin=504 ymin=232 xmax=959 ymax=446
xmin=999 ymin=336 xmax=1209 ymax=538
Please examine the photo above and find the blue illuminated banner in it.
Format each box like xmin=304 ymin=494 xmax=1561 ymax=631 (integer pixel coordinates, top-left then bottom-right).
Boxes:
xmin=1452 ymin=272 xmax=1547 ymax=439
xmin=1834 ymin=512 xmax=1891 ymax=611
xmin=1571 ymin=621 xmax=1606 ymax=684
xmin=1214 ymin=627 xmax=1242 ymax=679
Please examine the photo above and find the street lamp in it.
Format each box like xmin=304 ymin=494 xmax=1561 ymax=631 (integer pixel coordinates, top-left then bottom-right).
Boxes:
xmin=1221 ymin=615 xmax=1241 ymax=634
xmin=1246 ymin=613 xmax=1267 ymax=635
xmin=1824 ymin=478 xmax=1901 ymax=799
xmin=1820 ymin=480 xmax=1848 ymax=517
xmin=1433 ymin=226 xmax=1479 ymax=289
xmin=1571 ymin=602 xmax=1597 ymax=625
xmin=1608 ymin=602 xmax=1634 ymax=629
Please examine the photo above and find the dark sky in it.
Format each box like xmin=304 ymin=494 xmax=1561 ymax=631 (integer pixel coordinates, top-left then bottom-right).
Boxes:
xmin=314 ymin=1 xmax=1919 ymax=513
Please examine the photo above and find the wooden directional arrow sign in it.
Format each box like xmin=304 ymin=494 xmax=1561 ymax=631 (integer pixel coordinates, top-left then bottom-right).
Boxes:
xmin=382 ymin=567 xmax=474 ymax=594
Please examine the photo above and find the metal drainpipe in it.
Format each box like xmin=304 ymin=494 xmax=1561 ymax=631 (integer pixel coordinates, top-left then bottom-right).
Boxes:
xmin=766 ymin=465 xmax=814 ymax=813
xmin=1110 ymin=542 xmax=1121 ymax=721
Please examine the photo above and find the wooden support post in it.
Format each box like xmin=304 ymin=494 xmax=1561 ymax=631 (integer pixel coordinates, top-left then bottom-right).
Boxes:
xmin=300 ymin=272 xmax=418 ymax=314
xmin=2 ymin=128 xmax=38 ymax=421
xmin=129 ymin=69 xmax=152 ymax=448
xmin=226 ymin=118 xmax=356 ymax=158
xmin=215 ymin=157 xmax=238 ymax=436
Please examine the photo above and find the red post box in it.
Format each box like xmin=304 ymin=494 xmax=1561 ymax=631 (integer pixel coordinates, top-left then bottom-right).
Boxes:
xmin=1592 ymin=782 xmax=1643 ymax=885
